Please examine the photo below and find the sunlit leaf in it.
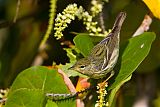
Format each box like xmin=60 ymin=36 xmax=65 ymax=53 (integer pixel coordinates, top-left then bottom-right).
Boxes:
xmin=110 ymin=32 xmax=156 ymax=90
xmin=45 ymin=99 xmax=58 ymax=107
xmin=5 ymin=89 xmax=45 ymax=107
xmin=5 ymin=66 xmax=76 ymax=107
xmin=63 ymin=48 xmax=77 ymax=63
xmin=153 ymin=92 xmax=160 ymax=107
xmin=73 ymin=34 xmax=94 ymax=57
xmin=108 ymin=75 xmax=132 ymax=106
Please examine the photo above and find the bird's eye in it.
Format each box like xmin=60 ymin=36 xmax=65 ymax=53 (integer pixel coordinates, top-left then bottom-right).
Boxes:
xmin=80 ymin=65 xmax=86 ymax=69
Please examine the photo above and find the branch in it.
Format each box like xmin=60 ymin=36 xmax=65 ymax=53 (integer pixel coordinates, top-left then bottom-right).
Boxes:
xmin=132 ymin=14 xmax=152 ymax=37
xmin=13 ymin=0 xmax=21 ymax=23
xmin=0 ymin=7 xmax=44 ymax=29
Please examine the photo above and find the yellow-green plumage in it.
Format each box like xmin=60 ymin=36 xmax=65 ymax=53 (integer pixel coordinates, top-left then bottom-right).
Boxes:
xmin=70 ymin=12 xmax=126 ymax=79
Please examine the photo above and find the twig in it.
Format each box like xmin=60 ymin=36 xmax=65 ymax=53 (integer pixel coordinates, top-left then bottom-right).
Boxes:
xmin=13 ymin=0 xmax=21 ymax=23
xmin=46 ymin=86 xmax=96 ymax=101
xmin=132 ymin=14 xmax=152 ymax=37
xmin=0 ymin=12 xmax=34 ymax=29
xmin=99 ymin=12 xmax=106 ymax=33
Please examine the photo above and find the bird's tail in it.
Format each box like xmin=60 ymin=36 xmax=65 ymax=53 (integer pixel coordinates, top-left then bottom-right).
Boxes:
xmin=111 ymin=12 xmax=126 ymax=33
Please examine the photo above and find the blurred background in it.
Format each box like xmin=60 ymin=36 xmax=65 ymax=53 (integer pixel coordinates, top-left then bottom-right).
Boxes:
xmin=0 ymin=0 xmax=160 ymax=107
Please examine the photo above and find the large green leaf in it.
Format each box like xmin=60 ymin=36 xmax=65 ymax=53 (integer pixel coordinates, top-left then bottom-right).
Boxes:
xmin=9 ymin=66 xmax=69 ymax=93
xmin=109 ymin=32 xmax=156 ymax=90
xmin=108 ymin=75 xmax=132 ymax=107
xmin=73 ymin=34 xmax=94 ymax=57
xmin=5 ymin=66 xmax=76 ymax=107
xmin=45 ymin=100 xmax=58 ymax=107
xmin=5 ymin=89 xmax=45 ymax=107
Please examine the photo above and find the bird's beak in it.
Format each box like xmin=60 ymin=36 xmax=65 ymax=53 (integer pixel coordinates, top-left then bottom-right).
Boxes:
xmin=68 ymin=66 xmax=74 ymax=70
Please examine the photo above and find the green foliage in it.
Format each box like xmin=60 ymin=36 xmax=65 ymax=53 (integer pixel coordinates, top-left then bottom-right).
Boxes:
xmin=1 ymin=0 xmax=159 ymax=107
xmin=46 ymin=100 xmax=58 ymax=107
xmin=108 ymin=75 xmax=132 ymax=107
xmin=4 ymin=25 xmax=155 ymax=107
xmin=73 ymin=34 xmax=94 ymax=57
xmin=40 ymin=0 xmax=57 ymax=47
xmin=5 ymin=89 xmax=45 ymax=107
xmin=73 ymin=32 xmax=155 ymax=106
xmin=5 ymin=66 xmax=76 ymax=107
xmin=4 ymin=30 xmax=155 ymax=107
xmin=110 ymin=32 xmax=156 ymax=90
xmin=153 ymin=93 xmax=160 ymax=107
xmin=107 ymin=32 xmax=156 ymax=106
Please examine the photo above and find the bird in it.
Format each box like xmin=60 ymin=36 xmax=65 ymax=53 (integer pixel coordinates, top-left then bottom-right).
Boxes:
xmin=70 ymin=12 xmax=126 ymax=79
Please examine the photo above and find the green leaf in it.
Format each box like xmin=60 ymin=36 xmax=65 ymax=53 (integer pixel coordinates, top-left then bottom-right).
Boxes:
xmin=45 ymin=100 xmax=58 ymax=107
xmin=63 ymin=48 xmax=77 ymax=63
xmin=73 ymin=34 xmax=94 ymax=57
xmin=9 ymin=66 xmax=69 ymax=93
xmin=153 ymin=92 xmax=160 ymax=107
xmin=110 ymin=32 xmax=156 ymax=90
xmin=5 ymin=66 xmax=76 ymax=107
xmin=108 ymin=75 xmax=132 ymax=107
xmin=5 ymin=89 xmax=45 ymax=107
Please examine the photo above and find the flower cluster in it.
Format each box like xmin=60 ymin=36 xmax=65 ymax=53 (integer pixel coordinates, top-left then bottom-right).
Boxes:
xmin=95 ymin=83 xmax=109 ymax=107
xmin=54 ymin=0 xmax=109 ymax=39
xmin=54 ymin=4 xmax=78 ymax=39
xmin=91 ymin=0 xmax=103 ymax=17
xmin=81 ymin=11 xmax=102 ymax=35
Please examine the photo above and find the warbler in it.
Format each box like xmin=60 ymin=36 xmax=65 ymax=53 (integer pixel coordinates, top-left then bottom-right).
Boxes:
xmin=70 ymin=12 xmax=126 ymax=79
